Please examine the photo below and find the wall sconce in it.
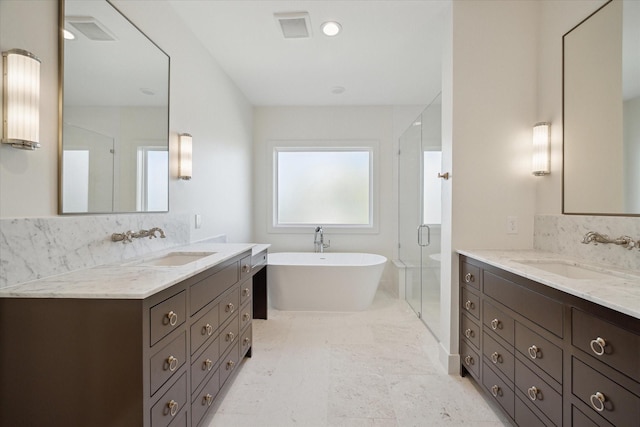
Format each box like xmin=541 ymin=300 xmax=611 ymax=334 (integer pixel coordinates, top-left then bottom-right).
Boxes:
xmin=2 ymin=49 xmax=41 ymax=150
xmin=178 ymin=133 xmax=192 ymax=180
xmin=532 ymin=122 xmax=551 ymax=176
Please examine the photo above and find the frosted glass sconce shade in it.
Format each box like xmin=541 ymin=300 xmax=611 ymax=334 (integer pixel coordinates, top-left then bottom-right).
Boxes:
xmin=532 ymin=122 xmax=550 ymax=176
xmin=178 ymin=133 xmax=192 ymax=180
xmin=2 ymin=49 xmax=41 ymax=150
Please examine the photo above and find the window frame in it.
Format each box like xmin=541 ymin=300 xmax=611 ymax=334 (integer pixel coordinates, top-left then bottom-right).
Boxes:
xmin=268 ymin=140 xmax=379 ymax=234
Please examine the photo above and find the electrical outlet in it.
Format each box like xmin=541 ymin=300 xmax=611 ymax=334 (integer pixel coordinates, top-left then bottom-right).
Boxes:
xmin=195 ymin=214 xmax=202 ymax=229
xmin=506 ymin=216 xmax=518 ymax=234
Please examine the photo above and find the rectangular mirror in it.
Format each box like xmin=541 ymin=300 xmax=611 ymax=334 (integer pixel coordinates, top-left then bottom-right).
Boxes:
xmin=563 ymin=0 xmax=640 ymax=216
xmin=59 ymin=0 xmax=169 ymax=214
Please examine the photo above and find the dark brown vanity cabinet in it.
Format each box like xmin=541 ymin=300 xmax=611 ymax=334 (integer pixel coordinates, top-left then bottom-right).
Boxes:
xmin=459 ymin=255 xmax=640 ymax=427
xmin=0 ymin=250 xmax=256 ymax=427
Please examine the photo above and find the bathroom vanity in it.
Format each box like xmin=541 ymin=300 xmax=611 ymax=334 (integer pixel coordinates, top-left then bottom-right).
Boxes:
xmin=458 ymin=251 xmax=640 ymax=427
xmin=0 ymin=243 xmax=266 ymax=427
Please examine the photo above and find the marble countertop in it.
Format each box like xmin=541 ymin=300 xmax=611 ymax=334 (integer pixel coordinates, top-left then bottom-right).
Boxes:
xmin=458 ymin=249 xmax=640 ymax=320
xmin=0 ymin=242 xmax=269 ymax=300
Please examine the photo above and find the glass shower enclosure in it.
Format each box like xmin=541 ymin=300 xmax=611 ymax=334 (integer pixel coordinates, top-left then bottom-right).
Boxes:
xmin=398 ymin=94 xmax=442 ymax=340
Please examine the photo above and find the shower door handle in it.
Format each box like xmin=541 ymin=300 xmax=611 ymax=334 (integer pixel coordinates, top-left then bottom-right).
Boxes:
xmin=417 ymin=224 xmax=431 ymax=247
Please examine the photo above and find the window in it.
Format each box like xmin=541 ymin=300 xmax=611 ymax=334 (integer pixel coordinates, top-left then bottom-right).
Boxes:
xmin=273 ymin=145 xmax=374 ymax=229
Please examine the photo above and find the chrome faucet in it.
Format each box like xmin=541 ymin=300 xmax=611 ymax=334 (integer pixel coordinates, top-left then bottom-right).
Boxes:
xmin=581 ymin=231 xmax=638 ymax=250
xmin=314 ymin=226 xmax=330 ymax=253
xmin=111 ymin=227 xmax=166 ymax=243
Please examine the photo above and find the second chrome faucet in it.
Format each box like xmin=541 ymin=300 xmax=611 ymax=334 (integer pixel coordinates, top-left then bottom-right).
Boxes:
xmin=314 ymin=226 xmax=330 ymax=253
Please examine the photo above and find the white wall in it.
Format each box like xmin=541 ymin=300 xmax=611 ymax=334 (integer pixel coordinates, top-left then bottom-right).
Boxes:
xmin=0 ymin=0 xmax=253 ymax=243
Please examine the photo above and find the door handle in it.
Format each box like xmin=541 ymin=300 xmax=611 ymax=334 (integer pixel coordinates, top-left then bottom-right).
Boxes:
xmin=417 ymin=224 xmax=431 ymax=247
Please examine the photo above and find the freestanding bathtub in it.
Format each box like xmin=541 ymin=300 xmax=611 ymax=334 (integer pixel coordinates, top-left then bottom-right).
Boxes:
xmin=267 ymin=252 xmax=387 ymax=311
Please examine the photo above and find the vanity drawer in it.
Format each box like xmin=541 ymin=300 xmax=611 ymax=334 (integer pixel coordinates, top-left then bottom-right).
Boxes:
xmin=150 ymin=372 xmax=187 ymax=427
xmin=572 ymin=357 xmax=640 ymax=427
xmin=241 ymin=324 xmax=252 ymax=358
xmin=240 ymin=255 xmax=252 ymax=281
xmin=191 ymin=367 xmax=221 ymax=427
xmin=220 ymin=314 xmax=240 ymax=356
xmin=572 ymin=307 xmax=640 ymax=381
xmin=191 ymin=336 xmax=220 ymax=393
xmin=220 ymin=342 xmax=240 ymax=387
xmin=572 ymin=405 xmax=613 ymax=427
xmin=219 ymin=287 xmax=240 ymax=326
xmin=460 ymin=262 xmax=480 ymax=290
xmin=240 ymin=299 xmax=252 ymax=332
xmin=515 ymin=322 xmax=562 ymax=382
xmin=251 ymin=250 xmax=268 ymax=269
xmin=483 ymin=300 xmax=515 ymax=346
xmin=460 ymin=340 xmax=480 ymax=379
xmin=515 ymin=397 xmax=554 ymax=427
xmin=484 ymin=271 xmax=563 ymax=338
xmin=461 ymin=287 xmax=480 ymax=320
xmin=240 ymin=278 xmax=252 ymax=306
xmin=190 ymin=263 xmax=238 ymax=316
xmin=150 ymin=331 xmax=187 ymax=396
xmin=150 ymin=291 xmax=186 ymax=346
xmin=483 ymin=363 xmax=514 ymax=418
xmin=461 ymin=313 xmax=480 ymax=349
xmin=515 ymin=359 xmax=562 ymax=426
xmin=483 ymin=331 xmax=514 ymax=380
xmin=190 ymin=304 xmax=219 ymax=355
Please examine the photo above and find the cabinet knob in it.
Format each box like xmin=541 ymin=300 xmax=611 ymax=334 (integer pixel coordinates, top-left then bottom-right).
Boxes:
xmin=527 ymin=386 xmax=539 ymax=401
xmin=528 ymin=345 xmax=539 ymax=359
xmin=203 ymin=358 xmax=213 ymax=371
xmin=203 ymin=323 xmax=213 ymax=336
xmin=243 ymin=287 xmax=251 ymax=297
xmin=464 ymin=328 xmax=474 ymax=339
xmin=165 ymin=355 xmax=178 ymax=372
xmin=464 ymin=300 xmax=474 ymax=311
xmin=590 ymin=391 xmax=606 ymax=412
xmin=490 ymin=352 xmax=501 ymax=364
xmin=243 ymin=313 xmax=250 ymax=322
xmin=226 ymin=303 xmax=235 ymax=313
xmin=464 ymin=273 xmax=474 ymax=283
xmin=226 ymin=360 xmax=235 ymax=370
xmin=464 ymin=355 xmax=474 ymax=366
xmin=490 ymin=385 xmax=501 ymax=398
xmin=165 ymin=311 xmax=178 ymax=326
xmin=203 ymin=393 xmax=213 ymax=407
xmin=242 ymin=264 xmax=250 ymax=273
xmin=243 ymin=337 xmax=251 ymax=347
xmin=167 ymin=399 xmax=179 ymax=417
xmin=490 ymin=318 xmax=501 ymax=330
xmin=227 ymin=331 xmax=235 ymax=342
xmin=590 ymin=337 xmax=606 ymax=356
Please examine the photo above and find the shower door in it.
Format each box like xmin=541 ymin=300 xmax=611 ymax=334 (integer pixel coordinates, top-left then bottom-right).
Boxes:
xmin=398 ymin=95 xmax=442 ymax=340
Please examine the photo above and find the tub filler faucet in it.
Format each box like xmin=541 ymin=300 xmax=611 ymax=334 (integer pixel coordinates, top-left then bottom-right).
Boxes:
xmin=314 ymin=226 xmax=330 ymax=253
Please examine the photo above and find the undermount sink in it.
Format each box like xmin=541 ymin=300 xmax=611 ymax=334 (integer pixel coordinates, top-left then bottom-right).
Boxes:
xmin=513 ymin=260 xmax=615 ymax=280
xmin=129 ymin=252 xmax=216 ymax=267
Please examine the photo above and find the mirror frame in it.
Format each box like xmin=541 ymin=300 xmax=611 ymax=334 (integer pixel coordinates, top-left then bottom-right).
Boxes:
xmin=562 ymin=0 xmax=639 ymax=217
xmin=57 ymin=0 xmax=171 ymax=215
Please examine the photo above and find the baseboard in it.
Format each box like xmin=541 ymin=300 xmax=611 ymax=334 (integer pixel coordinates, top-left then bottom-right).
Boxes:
xmin=439 ymin=342 xmax=460 ymax=374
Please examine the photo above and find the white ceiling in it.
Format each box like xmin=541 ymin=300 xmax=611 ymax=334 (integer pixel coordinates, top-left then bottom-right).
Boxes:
xmin=167 ymin=0 xmax=450 ymax=106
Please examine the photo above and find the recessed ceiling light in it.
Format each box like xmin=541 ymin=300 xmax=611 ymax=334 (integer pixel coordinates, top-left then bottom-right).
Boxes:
xmin=331 ymin=86 xmax=346 ymax=95
xmin=321 ymin=21 xmax=342 ymax=37
xmin=63 ymin=29 xmax=76 ymax=40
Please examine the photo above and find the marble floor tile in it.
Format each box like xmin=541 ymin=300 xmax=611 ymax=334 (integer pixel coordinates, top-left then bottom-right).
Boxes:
xmin=208 ymin=290 xmax=510 ymax=427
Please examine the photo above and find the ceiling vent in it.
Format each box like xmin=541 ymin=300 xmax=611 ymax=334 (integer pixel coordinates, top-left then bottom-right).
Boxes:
xmin=274 ymin=12 xmax=312 ymax=39
xmin=66 ymin=16 xmax=117 ymax=41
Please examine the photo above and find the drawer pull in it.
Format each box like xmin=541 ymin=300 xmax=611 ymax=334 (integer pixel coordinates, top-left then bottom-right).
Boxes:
xmin=165 ymin=311 xmax=178 ymax=326
xmin=464 ymin=328 xmax=474 ymax=339
xmin=165 ymin=355 xmax=178 ymax=372
xmin=243 ymin=287 xmax=251 ymax=297
xmin=166 ymin=399 xmax=179 ymax=417
xmin=490 ymin=352 xmax=501 ymax=364
xmin=226 ymin=332 xmax=235 ymax=342
xmin=590 ymin=337 xmax=606 ymax=356
xmin=203 ymin=323 xmax=213 ymax=336
xmin=590 ymin=391 xmax=606 ymax=412
xmin=203 ymin=358 xmax=213 ymax=371
xmin=490 ymin=318 xmax=501 ymax=330
xmin=491 ymin=385 xmax=501 ymax=398
xmin=203 ymin=393 xmax=213 ymax=407
xmin=464 ymin=355 xmax=474 ymax=366
xmin=242 ymin=313 xmax=250 ymax=322
xmin=226 ymin=360 xmax=235 ymax=370
xmin=242 ymin=264 xmax=250 ymax=273
xmin=225 ymin=303 xmax=235 ymax=313
xmin=527 ymin=386 xmax=539 ymax=401
xmin=464 ymin=300 xmax=474 ymax=310
xmin=464 ymin=273 xmax=475 ymax=283
xmin=528 ymin=345 xmax=539 ymax=359
xmin=243 ymin=337 xmax=251 ymax=347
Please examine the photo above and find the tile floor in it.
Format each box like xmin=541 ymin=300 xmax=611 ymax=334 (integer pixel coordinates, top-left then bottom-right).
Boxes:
xmin=209 ymin=290 xmax=511 ymax=426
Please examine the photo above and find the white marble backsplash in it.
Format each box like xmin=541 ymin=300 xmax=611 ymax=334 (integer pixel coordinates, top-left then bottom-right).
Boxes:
xmin=0 ymin=213 xmax=191 ymax=289
xmin=534 ymin=214 xmax=640 ymax=271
